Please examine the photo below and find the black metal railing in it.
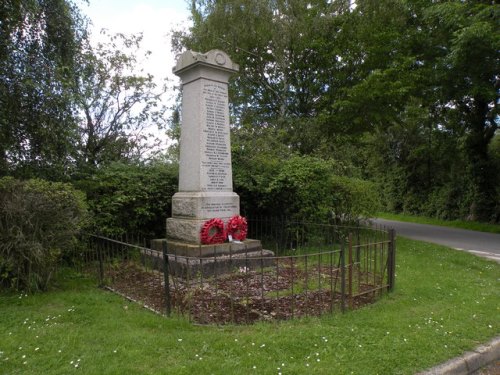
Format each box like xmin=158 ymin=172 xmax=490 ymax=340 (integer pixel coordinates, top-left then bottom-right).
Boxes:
xmin=76 ymin=219 xmax=396 ymax=324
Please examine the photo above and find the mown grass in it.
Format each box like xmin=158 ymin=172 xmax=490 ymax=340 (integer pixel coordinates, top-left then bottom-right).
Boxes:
xmin=0 ymin=238 xmax=498 ymax=374
xmin=377 ymin=212 xmax=500 ymax=234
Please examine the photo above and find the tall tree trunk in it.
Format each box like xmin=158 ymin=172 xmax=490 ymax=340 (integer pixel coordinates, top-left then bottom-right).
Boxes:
xmin=465 ymin=97 xmax=497 ymax=222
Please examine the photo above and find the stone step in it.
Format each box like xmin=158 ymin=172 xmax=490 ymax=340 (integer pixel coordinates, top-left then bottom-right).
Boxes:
xmin=151 ymin=238 xmax=263 ymax=257
xmin=141 ymin=244 xmax=275 ymax=279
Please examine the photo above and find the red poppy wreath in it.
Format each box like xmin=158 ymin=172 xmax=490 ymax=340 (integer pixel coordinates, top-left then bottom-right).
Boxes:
xmin=200 ymin=218 xmax=226 ymax=244
xmin=226 ymin=215 xmax=248 ymax=241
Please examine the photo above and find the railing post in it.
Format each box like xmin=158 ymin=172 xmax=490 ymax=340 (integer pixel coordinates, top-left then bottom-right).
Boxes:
xmin=340 ymin=239 xmax=346 ymax=313
xmin=387 ymin=228 xmax=396 ymax=292
xmin=348 ymin=232 xmax=353 ymax=309
xmin=356 ymin=227 xmax=361 ymax=264
xmin=162 ymin=241 xmax=172 ymax=316
xmin=98 ymin=237 xmax=104 ymax=287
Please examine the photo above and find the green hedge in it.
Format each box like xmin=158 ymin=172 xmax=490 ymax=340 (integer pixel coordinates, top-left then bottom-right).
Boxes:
xmin=236 ymin=155 xmax=380 ymax=222
xmin=74 ymin=162 xmax=178 ymax=237
xmin=0 ymin=177 xmax=88 ymax=291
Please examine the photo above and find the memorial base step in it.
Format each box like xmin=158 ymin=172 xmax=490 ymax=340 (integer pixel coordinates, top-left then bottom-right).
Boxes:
xmin=146 ymin=239 xmax=275 ymax=278
xmin=151 ymin=238 xmax=262 ymax=257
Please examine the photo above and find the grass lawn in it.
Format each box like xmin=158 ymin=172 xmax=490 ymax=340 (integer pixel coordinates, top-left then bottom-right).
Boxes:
xmin=377 ymin=212 xmax=500 ymax=234
xmin=1 ymin=238 xmax=498 ymax=375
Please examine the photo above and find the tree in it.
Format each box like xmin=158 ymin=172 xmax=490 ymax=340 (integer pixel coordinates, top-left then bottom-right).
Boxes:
xmin=351 ymin=1 xmax=499 ymax=221
xmin=175 ymin=0 xmax=500 ymax=222
xmin=175 ymin=0 xmax=354 ymax=154
xmin=0 ymin=177 xmax=88 ymax=291
xmin=0 ymin=0 xmax=86 ymax=179
xmin=1 ymin=2 xmax=168 ymax=179
xmin=423 ymin=2 xmax=499 ymax=221
xmin=73 ymin=31 xmax=168 ymax=171
xmin=315 ymin=0 xmax=499 ymax=221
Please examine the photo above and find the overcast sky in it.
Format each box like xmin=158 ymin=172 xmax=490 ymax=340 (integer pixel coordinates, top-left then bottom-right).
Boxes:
xmin=81 ymin=0 xmax=192 ymax=151
xmin=82 ymin=0 xmax=191 ymax=85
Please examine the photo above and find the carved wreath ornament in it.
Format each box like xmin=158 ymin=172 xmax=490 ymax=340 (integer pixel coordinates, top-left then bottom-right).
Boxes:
xmin=200 ymin=215 xmax=248 ymax=245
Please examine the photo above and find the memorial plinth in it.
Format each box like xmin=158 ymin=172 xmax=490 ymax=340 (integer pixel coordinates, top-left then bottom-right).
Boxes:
xmin=166 ymin=50 xmax=240 ymax=244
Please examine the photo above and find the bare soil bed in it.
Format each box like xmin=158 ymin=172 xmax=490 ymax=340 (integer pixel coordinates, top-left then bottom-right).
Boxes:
xmin=104 ymin=261 xmax=376 ymax=324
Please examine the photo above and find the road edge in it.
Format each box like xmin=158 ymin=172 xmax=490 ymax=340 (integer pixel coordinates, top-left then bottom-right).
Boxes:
xmin=416 ymin=336 xmax=500 ymax=374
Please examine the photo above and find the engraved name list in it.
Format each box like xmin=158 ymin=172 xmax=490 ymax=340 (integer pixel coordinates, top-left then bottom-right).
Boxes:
xmin=201 ymin=82 xmax=231 ymax=191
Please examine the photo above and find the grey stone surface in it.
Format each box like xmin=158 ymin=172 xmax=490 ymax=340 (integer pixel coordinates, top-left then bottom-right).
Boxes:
xmin=417 ymin=336 xmax=500 ymax=375
xmin=167 ymin=50 xmax=242 ymax=245
xmin=464 ymin=352 xmax=487 ymax=374
xmin=167 ymin=249 xmax=275 ymax=279
xmin=421 ymin=359 xmax=469 ymax=375
xmin=166 ymin=217 xmax=227 ymax=244
xmin=151 ymin=238 xmax=263 ymax=257
xmin=472 ymin=339 xmax=500 ymax=366
xmin=171 ymin=191 xmax=239 ymax=219
xmin=173 ymin=49 xmax=239 ymax=80
xmin=141 ymin=244 xmax=274 ymax=279
xmin=174 ymin=50 xmax=239 ymax=195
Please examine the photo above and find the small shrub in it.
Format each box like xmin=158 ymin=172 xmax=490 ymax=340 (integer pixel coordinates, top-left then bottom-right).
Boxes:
xmin=330 ymin=176 xmax=380 ymax=223
xmin=266 ymin=156 xmax=334 ymax=220
xmin=74 ymin=161 xmax=178 ymax=237
xmin=264 ymin=156 xmax=380 ymax=222
xmin=0 ymin=177 xmax=88 ymax=291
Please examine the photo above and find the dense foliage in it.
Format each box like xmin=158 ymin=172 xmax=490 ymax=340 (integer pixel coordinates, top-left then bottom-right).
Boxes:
xmin=174 ymin=0 xmax=500 ymax=223
xmin=0 ymin=0 xmax=497 ymax=297
xmin=74 ymin=161 xmax=178 ymax=238
xmin=0 ymin=177 xmax=87 ymax=291
xmin=0 ymin=0 xmax=498 ymax=286
xmin=0 ymin=0 xmax=85 ymax=179
xmin=0 ymin=0 xmax=167 ymax=179
xmin=235 ymin=154 xmax=379 ymax=222
xmin=0 ymin=1 xmax=170 ymax=291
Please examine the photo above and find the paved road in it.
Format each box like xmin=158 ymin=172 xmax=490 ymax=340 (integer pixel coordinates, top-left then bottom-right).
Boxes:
xmin=371 ymin=218 xmax=500 ymax=263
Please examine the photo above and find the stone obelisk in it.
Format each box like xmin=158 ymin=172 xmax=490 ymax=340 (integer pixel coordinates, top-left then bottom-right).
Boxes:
xmin=166 ymin=50 xmax=240 ymax=245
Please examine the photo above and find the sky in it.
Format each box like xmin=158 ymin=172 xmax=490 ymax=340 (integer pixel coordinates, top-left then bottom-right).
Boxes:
xmin=80 ymin=0 xmax=192 ymax=152
xmin=82 ymin=0 xmax=191 ymax=85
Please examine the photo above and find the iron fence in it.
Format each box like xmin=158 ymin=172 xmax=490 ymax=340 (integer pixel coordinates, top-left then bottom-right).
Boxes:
xmin=77 ymin=219 xmax=395 ymax=324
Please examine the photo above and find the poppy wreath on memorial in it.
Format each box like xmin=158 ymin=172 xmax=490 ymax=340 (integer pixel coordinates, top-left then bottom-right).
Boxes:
xmin=200 ymin=218 xmax=226 ymax=244
xmin=226 ymin=215 xmax=248 ymax=241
